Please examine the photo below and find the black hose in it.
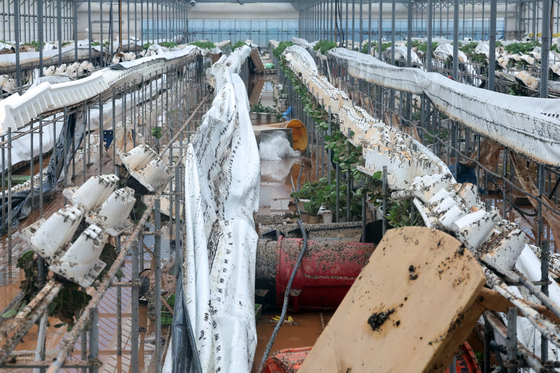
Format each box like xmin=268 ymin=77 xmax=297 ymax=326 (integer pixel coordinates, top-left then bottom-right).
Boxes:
xmin=258 ymin=181 xmax=308 ymax=373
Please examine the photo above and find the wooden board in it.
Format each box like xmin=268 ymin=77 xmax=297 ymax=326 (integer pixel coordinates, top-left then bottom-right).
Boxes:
xmin=298 ymin=226 xmax=486 ymax=373
xmin=250 ymin=49 xmax=265 ymax=74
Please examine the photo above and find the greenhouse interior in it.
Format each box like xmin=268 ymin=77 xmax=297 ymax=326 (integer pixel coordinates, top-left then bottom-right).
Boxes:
xmin=0 ymin=0 xmax=560 ymax=372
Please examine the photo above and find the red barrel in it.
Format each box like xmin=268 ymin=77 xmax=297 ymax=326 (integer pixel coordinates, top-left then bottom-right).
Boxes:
xmin=276 ymin=237 xmax=376 ymax=311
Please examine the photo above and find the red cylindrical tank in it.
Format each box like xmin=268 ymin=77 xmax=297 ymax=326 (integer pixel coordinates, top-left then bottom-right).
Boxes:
xmin=276 ymin=237 xmax=376 ymax=311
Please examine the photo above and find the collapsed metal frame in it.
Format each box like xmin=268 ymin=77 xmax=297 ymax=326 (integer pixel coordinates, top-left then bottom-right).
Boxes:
xmin=275 ymin=41 xmax=560 ymax=370
xmin=0 ymin=51 xmax=211 ymax=372
xmin=296 ymin=0 xmax=554 ymax=98
xmin=0 ymin=0 xmax=192 ymax=95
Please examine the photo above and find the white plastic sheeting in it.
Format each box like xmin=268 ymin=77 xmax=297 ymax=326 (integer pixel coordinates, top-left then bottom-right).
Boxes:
xmin=0 ymin=45 xmax=200 ymax=134
xmin=259 ymin=131 xmax=300 ymax=161
xmin=326 ymin=47 xmax=560 ymax=166
xmin=172 ymin=46 xmax=260 ymax=372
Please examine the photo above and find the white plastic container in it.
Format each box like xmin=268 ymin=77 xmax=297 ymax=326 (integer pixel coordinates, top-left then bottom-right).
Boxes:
xmin=64 ymin=174 xmax=119 ymax=211
xmin=88 ymin=187 xmax=136 ymax=236
xmin=22 ymin=205 xmax=85 ymax=261
xmin=49 ymin=224 xmax=107 ymax=287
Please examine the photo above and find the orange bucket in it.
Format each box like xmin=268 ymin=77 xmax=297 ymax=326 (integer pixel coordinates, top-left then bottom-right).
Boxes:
xmin=263 ymin=347 xmax=312 ymax=373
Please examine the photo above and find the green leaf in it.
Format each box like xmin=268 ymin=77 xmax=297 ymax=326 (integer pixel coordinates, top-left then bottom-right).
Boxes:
xmin=53 ymin=323 xmax=67 ymax=328
xmin=2 ymin=309 xmax=17 ymax=318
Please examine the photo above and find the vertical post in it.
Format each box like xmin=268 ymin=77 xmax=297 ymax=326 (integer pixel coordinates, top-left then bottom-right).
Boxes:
xmin=506 ymin=308 xmax=518 ymax=373
xmin=378 ymin=0 xmax=383 ymax=60
xmin=368 ymin=0 xmax=372 ymax=54
xmin=116 ymin=238 xmax=122 ymax=356
xmin=100 ymin=0 xmax=104 ymax=67
xmin=74 ymin=0 xmax=78 ymax=62
xmin=119 ymin=0 xmax=123 ymax=52
xmin=541 ymin=240 xmax=550 ymax=361
xmin=452 ymin=0 xmax=459 ymax=81
xmin=352 ymin=0 xmax=355 ymax=49
xmin=175 ymin=166 xmax=182 ymax=276
xmin=155 ymin=199 xmax=162 ymax=373
xmin=542 ymin=0 xmax=552 ymax=98
xmin=382 ymin=166 xmax=388 ymax=236
xmin=14 ymin=1 xmax=21 ymax=88
xmin=131 ymin=235 xmax=140 ymax=373
xmin=489 ymin=0 xmax=497 ymax=91
xmin=407 ymin=0 xmax=412 ymax=66
xmin=39 ymin=116 xmax=44 ymax=218
xmin=89 ymin=309 xmax=99 ymax=373
xmin=359 ymin=0 xmax=363 ymax=48
xmin=336 ymin=161 xmax=340 ymax=222
xmin=7 ymin=128 xmax=12 ymax=273
xmin=346 ymin=0 xmax=349 ymax=48
xmin=38 ymin=0 xmax=44 ymax=77
xmin=57 ymin=0 xmax=62 ymax=64
xmin=483 ymin=317 xmax=491 ymax=373
xmin=427 ymin=0 xmax=433 ymax=72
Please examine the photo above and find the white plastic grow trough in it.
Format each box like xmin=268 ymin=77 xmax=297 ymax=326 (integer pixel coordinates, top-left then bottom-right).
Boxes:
xmin=21 ymin=204 xmax=85 ymax=262
xmin=86 ymin=187 xmax=136 ymax=236
xmin=49 ymin=224 xmax=107 ymax=288
xmin=63 ymin=174 xmax=120 ymax=211
xmin=117 ymin=144 xmax=172 ymax=193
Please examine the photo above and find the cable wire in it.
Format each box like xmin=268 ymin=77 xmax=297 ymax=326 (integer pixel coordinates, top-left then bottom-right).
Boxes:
xmin=258 ymin=177 xmax=309 ymax=373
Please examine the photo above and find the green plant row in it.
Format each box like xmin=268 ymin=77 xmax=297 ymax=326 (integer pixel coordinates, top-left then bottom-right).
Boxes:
xmin=276 ymin=44 xmax=420 ymax=226
xmin=232 ymin=40 xmax=248 ymax=51
xmin=189 ymin=41 xmax=217 ymax=50
xmin=314 ymin=40 xmax=337 ymax=54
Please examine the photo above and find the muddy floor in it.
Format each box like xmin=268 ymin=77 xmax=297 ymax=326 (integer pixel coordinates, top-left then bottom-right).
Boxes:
xmin=251 ymin=311 xmax=333 ymax=373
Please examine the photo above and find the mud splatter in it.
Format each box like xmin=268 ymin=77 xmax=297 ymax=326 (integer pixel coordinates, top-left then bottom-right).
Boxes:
xmin=367 ymin=309 xmax=395 ymax=331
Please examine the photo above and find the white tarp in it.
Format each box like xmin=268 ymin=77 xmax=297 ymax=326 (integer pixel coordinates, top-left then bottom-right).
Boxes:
xmin=327 ymin=47 xmax=560 ymax=166
xmin=169 ymin=46 xmax=260 ymax=372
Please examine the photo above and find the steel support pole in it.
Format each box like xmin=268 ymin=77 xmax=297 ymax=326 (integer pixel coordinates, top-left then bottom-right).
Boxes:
xmin=489 ymin=0 xmax=497 ymax=90
xmin=131 ymin=236 xmax=140 ymax=373
xmin=452 ymin=0 xmax=459 ymax=80
xmin=368 ymin=0 xmax=372 ymax=54
xmin=155 ymin=199 xmax=162 ymax=373
xmin=89 ymin=309 xmax=99 ymax=373
xmin=542 ymin=0 xmax=552 ymax=98
xmin=57 ymin=0 xmax=62 ymax=64
xmin=379 ymin=0 xmax=383 ymax=60
xmin=359 ymin=0 xmax=363 ymax=48
xmin=506 ymin=308 xmax=518 ymax=373
xmin=14 ymin=2 xmax=21 ymax=88
xmin=427 ymin=0 xmax=433 ymax=72
xmin=407 ymin=0 xmax=412 ymax=66
xmin=346 ymin=0 xmax=349 ymax=48
xmin=38 ymin=0 xmax=44 ymax=77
